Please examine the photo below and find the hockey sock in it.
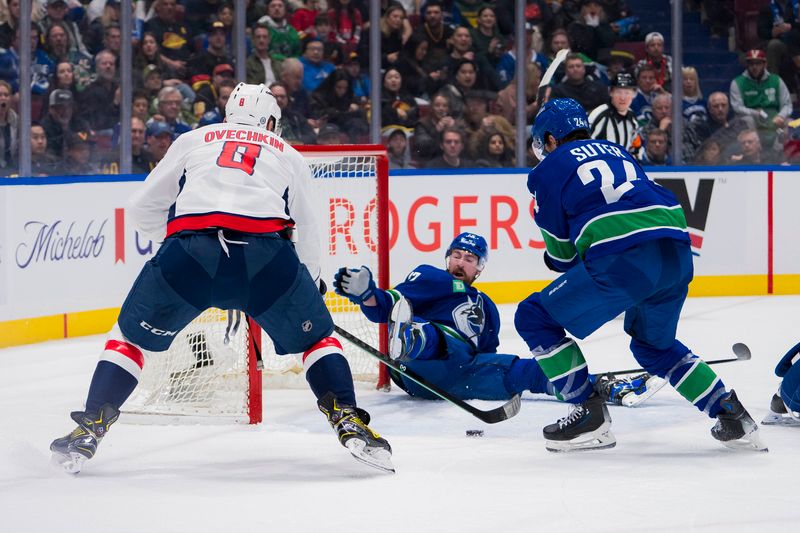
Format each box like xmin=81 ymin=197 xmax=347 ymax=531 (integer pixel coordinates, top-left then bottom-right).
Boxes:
xmin=85 ymin=338 xmax=144 ymax=412
xmin=304 ymin=337 xmax=356 ymax=405
xmin=666 ymin=353 xmax=727 ymax=417
xmin=505 ymin=358 xmax=551 ymax=395
xmin=533 ymin=338 xmax=592 ymax=403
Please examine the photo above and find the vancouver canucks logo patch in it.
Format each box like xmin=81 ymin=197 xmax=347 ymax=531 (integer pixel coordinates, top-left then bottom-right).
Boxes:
xmin=452 ymin=295 xmax=485 ymax=347
xmin=452 ymin=280 xmax=466 ymax=293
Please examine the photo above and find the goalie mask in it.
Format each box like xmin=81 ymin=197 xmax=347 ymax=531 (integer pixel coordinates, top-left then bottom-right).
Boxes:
xmin=226 ymin=82 xmax=282 ymax=135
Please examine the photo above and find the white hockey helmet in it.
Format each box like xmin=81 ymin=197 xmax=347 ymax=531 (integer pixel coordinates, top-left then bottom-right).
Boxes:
xmin=225 ymin=82 xmax=282 ymax=134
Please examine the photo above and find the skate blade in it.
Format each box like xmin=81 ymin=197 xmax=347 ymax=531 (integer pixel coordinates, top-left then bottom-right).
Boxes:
xmin=720 ymin=426 xmax=769 ymax=453
xmin=761 ymin=411 xmax=800 ymax=427
xmin=621 ymin=376 xmax=667 ymax=408
xmin=546 ymin=424 xmax=617 ymax=453
xmin=388 ymin=298 xmax=412 ymax=360
xmin=50 ymin=451 xmax=86 ymax=475
xmin=345 ymin=439 xmax=395 ymax=473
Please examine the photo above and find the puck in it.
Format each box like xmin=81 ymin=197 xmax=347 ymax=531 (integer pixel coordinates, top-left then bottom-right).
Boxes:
xmin=465 ymin=429 xmax=484 ymax=437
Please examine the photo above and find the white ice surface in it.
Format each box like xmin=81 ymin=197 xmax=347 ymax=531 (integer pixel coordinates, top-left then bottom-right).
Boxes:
xmin=1 ymin=296 xmax=799 ymax=533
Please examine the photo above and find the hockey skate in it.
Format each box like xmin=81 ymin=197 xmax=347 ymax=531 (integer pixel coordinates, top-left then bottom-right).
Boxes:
xmin=594 ymin=372 xmax=667 ymax=407
xmin=761 ymin=391 xmax=800 ymax=427
xmin=388 ymin=296 xmax=417 ymax=360
xmin=543 ymin=393 xmax=616 ymax=452
xmin=50 ymin=404 xmax=120 ymax=474
xmin=711 ymin=390 xmax=768 ymax=452
xmin=317 ymin=392 xmax=394 ymax=473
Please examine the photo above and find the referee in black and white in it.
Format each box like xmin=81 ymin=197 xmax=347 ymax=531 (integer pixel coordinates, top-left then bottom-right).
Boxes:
xmin=588 ymin=72 xmax=641 ymax=157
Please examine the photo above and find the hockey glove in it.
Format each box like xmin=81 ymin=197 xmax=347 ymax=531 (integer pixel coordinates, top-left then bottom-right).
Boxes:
xmin=318 ymin=278 xmax=327 ymax=295
xmin=333 ymin=266 xmax=376 ymax=305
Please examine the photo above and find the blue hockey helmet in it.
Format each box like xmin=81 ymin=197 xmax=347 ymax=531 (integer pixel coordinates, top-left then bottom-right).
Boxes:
xmin=530 ymin=98 xmax=590 ymax=160
xmin=446 ymin=232 xmax=488 ymax=270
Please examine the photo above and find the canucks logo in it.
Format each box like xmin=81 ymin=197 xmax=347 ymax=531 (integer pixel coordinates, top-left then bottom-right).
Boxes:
xmin=452 ymin=295 xmax=485 ymax=347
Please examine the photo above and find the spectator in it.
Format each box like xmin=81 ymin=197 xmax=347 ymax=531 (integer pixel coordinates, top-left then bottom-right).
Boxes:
xmin=758 ymin=0 xmax=800 ymax=96
xmin=643 ymin=92 xmax=703 ymax=163
xmin=314 ymin=14 xmax=344 ymax=64
xmin=692 ymin=138 xmax=724 ymax=165
xmin=495 ymin=23 xmax=551 ymax=88
xmin=194 ymin=63 xmax=235 ymax=116
xmin=426 ymin=126 xmax=472 ymax=168
xmin=0 ymin=78 xmax=16 ymax=172
xmin=495 ymin=62 xmax=541 ymax=125
xmin=0 ymin=24 xmax=52 ymax=95
xmin=246 ymin=23 xmax=282 ymax=86
xmin=375 ymin=3 xmax=407 ymax=69
xmin=197 ymin=78 xmax=236 ymax=127
xmin=413 ymin=90 xmax=459 ymax=163
xmin=327 ymin=0 xmax=363 ymax=55
xmin=495 ymin=0 xmax=551 ymax=39
xmin=44 ymin=60 xmax=80 ymax=115
xmin=149 ymin=85 xmax=193 ymax=137
xmin=43 ymin=22 xmax=91 ymax=91
xmin=128 ymin=116 xmax=151 ymax=174
xmin=703 ymin=91 xmax=751 ymax=156
xmin=730 ymin=49 xmax=793 ymax=153
xmin=40 ymin=0 xmax=89 ymax=57
xmin=639 ymin=128 xmax=671 ymax=165
xmin=469 ymin=6 xmax=503 ymax=58
xmin=444 ymin=25 xmax=501 ymax=92
xmin=102 ymin=24 xmax=122 ymax=61
xmin=567 ymin=0 xmax=616 ymax=62
xmin=143 ymin=119 xmax=173 ymax=166
xmin=588 ymin=71 xmax=639 ymax=155
xmin=269 ymin=80 xmax=316 ymax=144
xmin=133 ymin=31 xmax=172 ymax=85
xmin=289 ymin=0 xmax=324 ymax=37
xmin=602 ymin=49 xmax=635 ymax=83
xmin=386 ymin=127 xmax=416 ymax=169
xmin=547 ymin=29 xmax=571 ymax=61
xmin=145 ymin=0 xmax=192 ymax=78
xmin=462 ymin=89 xmax=495 ymax=156
xmin=62 ymin=131 xmax=99 ymax=175
xmin=279 ymin=57 xmax=312 ymax=118
xmin=728 ymin=128 xmax=784 ymax=165
xmin=30 ymin=122 xmax=58 ymax=176
xmin=188 ymin=20 xmax=235 ymax=85
xmin=83 ymin=0 xmax=121 ymax=56
xmin=300 ymin=38 xmax=335 ymax=93
xmin=635 ymin=31 xmax=672 ymax=91
xmin=381 ymin=66 xmax=418 ymax=129
xmin=441 ymin=58 xmax=485 ymax=115
xmin=396 ymin=33 xmax=433 ymax=98
xmin=413 ymin=0 xmax=454 ymax=72
xmin=310 ymin=68 xmax=368 ymax=140
xmin=703 ymin=0 xmax=735 ymax=39
xmin=132 ymin=89 xmax=150 ymax=122
xmin=141 ymin=64 xmax=164 ymax=102
xmin=473 ymin=127 xmax=515 ymax=167
xmin=0 ymin=0 xmax=21 ymax=49
xmin=261 ymin=0 xmax=302 ymax=60
xmin=41 ymin=89 xmax=91 ymax=158
xmin=317 ymin=122 xmax=344 ymax=144
xmin=343 ymin=51 xmax=370 ymax=100
xmin=630 ymin=64 xmax=667 ymax=126
xmin=682 ymin=66 xmax=707 ymax=127
xmin=549 ymin=53 xmax=609 ymax=112
xmin=80 ymin=49 xmax=119 ymax=132
xmin=454 ymin=0 xmax=485 ymax=27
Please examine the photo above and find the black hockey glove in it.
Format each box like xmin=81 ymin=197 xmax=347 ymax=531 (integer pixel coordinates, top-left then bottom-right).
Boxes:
xmin=333 ymin=266 xmax=376 ymax=305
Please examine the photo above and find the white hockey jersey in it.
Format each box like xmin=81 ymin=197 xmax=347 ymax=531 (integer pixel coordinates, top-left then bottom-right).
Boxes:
xmin=128 ymin=122 xmax=323 ymax=281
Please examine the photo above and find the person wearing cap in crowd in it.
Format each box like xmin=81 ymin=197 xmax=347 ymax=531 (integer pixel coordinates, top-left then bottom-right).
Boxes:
xmin=299 ymin=38 xmax=335 ymax=93
xmin=600 ymin=49 xmax=635 ymax=85
xmin=343 ymin=51 xmax=370 ymax=101
xmin=188 ymin=20 xmax=235 ymax=86
xmin=316 ymin=122 xmax=344 ymax=145
xmin=247 ymin=22 xmax=282 ymax=86
xmin=40 ymin=0 xmax=89 ymax=56
xmin=635 ymin=31 xmax=672 ymax=91
xmin=730 ymin=48 xmax=793 ymax=154
xmin=144 ymin=0 xmax=192 ymax=78
xmin=62 ymin=130 xmax=99 ymax=175
xmin=550 ymin=53 xmax=610 ymax=114
xmin=40 ymin=88 xmax=92 ymax=158
xmin=385 ymin=127 xmax=416 ymax=169
xmin=141 ymin=63 xmax=164 ymax=101
xmin=194 ymin=62 xmax=235 ymax=116
xmin=588 ymin=71 xmax=640 ymax=156
xmin=143 ymin=119 xmax=173 ymax=167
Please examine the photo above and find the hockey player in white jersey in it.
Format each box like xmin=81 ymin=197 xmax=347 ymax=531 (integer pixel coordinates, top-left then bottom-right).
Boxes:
xmin=50 ymin=83 xmax=393 ymax=474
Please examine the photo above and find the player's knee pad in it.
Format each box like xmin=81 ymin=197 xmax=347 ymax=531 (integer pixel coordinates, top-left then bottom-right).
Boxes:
xmin=100 ymin=323 xmax=146 ymax=381
xmin=514 ymin=292 xmax=565 ymax=352
xmin=630 ymin=338 xmax=691 ymax=377
xmin=780 ymin=358 xmax=800 ymax=413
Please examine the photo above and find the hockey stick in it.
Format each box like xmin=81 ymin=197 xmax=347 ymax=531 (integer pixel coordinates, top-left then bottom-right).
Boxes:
xmin=535 ymin=48 xmax=569 ymax=106
xmin=606 ymin=343 xmax=752 ymax=376
xmin=333 ymin=325 xmax=521 ymax=424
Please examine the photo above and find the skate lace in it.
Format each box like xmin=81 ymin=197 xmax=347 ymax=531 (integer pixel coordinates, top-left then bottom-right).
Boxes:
xmin=557 ymin=404 xmax=586 ymax=429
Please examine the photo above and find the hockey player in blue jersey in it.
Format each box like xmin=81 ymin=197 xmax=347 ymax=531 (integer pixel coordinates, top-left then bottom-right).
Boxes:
xmin=50 ymin=83 xmax=393 ymax=474
xmin=333 ymin=232 xmax=659 ymax=405
xmin=515 ymin=98 xmax=766 ymax=453
xmin=762 ymin=341 xmax=800 ymax=426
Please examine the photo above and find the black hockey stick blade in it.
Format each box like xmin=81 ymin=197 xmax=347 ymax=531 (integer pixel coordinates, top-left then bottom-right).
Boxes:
xmin=334 ymin=325 xmax=521 ymax=424
xmin=608 ymin=343 xmax=752 ymax=376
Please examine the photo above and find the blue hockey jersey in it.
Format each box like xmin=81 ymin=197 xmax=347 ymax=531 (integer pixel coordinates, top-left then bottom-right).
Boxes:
xmin=361 ymin=265 xmax=501 ymax=354
xmin=528 ymin=139 xmax=690 ymax=271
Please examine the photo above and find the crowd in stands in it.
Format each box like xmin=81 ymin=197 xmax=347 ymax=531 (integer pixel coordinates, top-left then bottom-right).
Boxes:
xmin=0 ymin=0 xmax=799 ymax=177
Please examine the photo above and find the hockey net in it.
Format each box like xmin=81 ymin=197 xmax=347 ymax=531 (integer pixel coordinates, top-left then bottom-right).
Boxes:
xmin=122 ymin=146 xmax=390 ymax=424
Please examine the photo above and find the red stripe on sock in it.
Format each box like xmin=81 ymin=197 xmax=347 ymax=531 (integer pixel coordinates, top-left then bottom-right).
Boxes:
xmin=105 ymin=339 xmax=145 ymax=369
xmin=302 ymin=336 xmax=343 ymax=363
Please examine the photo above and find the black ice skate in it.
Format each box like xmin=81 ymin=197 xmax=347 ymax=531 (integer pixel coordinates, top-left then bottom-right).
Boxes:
xmin=761 ymin=391 xmax=800 ymax=426
xmin=543 ymin=393 xmax=616 ymax=452
xmin=595 ymin=372 xmax=667 ymax=407
xmin=317 ymin=392 xmax=394 ymax=473
xmin=50 ymin=404 xmax=120 ymax=474
xmin=711 ymin=390 xmax=768 ymax=452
